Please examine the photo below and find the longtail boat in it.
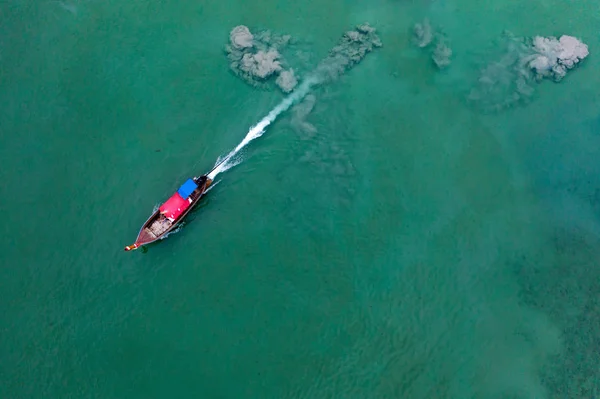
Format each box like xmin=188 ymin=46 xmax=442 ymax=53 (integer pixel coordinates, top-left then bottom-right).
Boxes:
xmin=124 ymin=175 xmax=212 ymax=251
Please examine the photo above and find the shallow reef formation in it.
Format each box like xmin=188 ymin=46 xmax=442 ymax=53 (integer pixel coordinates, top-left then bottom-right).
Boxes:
xmin=226 ymin=25 xmax=296 ymax=93
xmin=468 ymin=32 xmax=589 ymax=112
xmin=412 ymin=18 xmax=453 ymax=69
xmin=527 ymin=35 xmax=589 ymax=81
xmin=290 ymin=94 xmax=317 ymax=135
xmin=314 ymin=23 xmax=383 ymax=82
xmin=225 ymin=23 xmax=382 ymax=94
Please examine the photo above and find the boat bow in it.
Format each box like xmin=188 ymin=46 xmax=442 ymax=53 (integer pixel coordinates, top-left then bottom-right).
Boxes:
xmin=124 ymin=244 xmax=139 ymax=251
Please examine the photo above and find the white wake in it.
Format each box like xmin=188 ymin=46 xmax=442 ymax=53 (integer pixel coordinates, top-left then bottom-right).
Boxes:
xmin=207 ymin=76 xmax=318 ymax=180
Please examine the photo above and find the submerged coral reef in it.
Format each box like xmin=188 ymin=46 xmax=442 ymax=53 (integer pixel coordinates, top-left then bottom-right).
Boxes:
xmin=412 ymin=19 xmax=453 ymax=69
xmin=276 ymin=68 xmax=298 ymax=93
xmin=226 ymin=25 xmax=295 ymax=92
xmin=225 ymin=23 xmax=382 ymax=94
xmin=468 ymin=32 xmax=589 ymax=112
xmin=315 ymin=23 xmax=383 ymax=82
xmin=527 ymin=35 xmax=589 ymax=81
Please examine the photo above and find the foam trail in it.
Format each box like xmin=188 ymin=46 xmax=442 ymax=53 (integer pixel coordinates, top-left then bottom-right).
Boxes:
xmin=208 ymin=76 xmax=318 ymax=180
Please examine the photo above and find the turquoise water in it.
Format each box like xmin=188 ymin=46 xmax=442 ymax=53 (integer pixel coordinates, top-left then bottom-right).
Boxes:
xmin=2 ymin=0 xmax=600 ymax=397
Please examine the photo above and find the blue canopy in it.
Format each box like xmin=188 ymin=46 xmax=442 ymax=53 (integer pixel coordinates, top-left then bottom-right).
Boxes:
xmin=177 ymin=178 xmax=198 ymax=199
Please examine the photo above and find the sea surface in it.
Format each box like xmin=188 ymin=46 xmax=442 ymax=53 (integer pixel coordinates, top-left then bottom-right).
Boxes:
xmin=1 ymin=0 xmax=600 ymax=398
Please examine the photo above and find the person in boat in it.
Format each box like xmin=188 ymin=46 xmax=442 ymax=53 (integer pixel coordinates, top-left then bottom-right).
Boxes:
xmin=196 ymin=175 xmax=208 ymax=187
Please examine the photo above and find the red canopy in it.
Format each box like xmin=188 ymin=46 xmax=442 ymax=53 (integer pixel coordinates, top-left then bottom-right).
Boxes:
xmin=159 ymin=192 xmax=191 ymax=220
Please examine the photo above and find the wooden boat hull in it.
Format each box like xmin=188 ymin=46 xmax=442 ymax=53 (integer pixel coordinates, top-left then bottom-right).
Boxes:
xmin=124 ymin=175 xmax=212 ymax=251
